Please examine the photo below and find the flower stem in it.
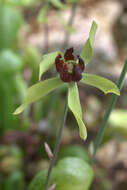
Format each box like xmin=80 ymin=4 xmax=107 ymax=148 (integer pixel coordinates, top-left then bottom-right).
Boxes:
xmin=44 ymin=22 xmax=49 ymax=53
xmin=62 ymin=2 xmax=77 ymax=50
xmin=45 ymin=92 xmax=68 ymax=190
xmin=92 ymin=60 xmax=127 ymax=163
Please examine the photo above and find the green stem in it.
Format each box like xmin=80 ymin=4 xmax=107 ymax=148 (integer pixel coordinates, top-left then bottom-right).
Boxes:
xmin=45 ymin=92 xmax=68 ymax=190
xmin=44 ymin=22 xmax=49 ymax=53
xmin=62 ymin=2 xmax=77 ymax=50
xmin=92 ymin=60 xmax=127 ymax=163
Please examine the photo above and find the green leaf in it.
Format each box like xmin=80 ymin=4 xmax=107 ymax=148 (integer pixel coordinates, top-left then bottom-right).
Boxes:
xmin=37 ymin=4 xmax=49 ymax=24
xmin=0 ymin=5 xmax=23 ymax=50
xmin=0 ymin=0 xmax=35 ymax=6
xmin=68 ymin=83 xmax=87 ymax=140
xmin=14 ymin=77 xmax=63 ymax=114
xmin=50 ymin=0 xmax=67 ymax=9
xmin=0 ymin=50 xmax=22 ymax=76
xmin=56 ymin=11 xmax=75 ymax=33
xmin=80 ymin=21 xmax=98 ymax=65
xmin=81 ymin=73 xmax=120 ymax=95
xmin=39 ymin=51 xmax=62 ymax=80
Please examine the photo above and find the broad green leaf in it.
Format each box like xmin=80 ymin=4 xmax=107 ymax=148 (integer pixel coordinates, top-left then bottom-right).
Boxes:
xmin=68 ymin=83 xmax=87 ymax=140
xmin=0 ymin=50 xmax=22 ymax=76
xmin=37 ymin=4 xmax=49 ymax=24
xmin=0 ymin=5 xmax=23 ymax=50
xmin=14 ymin=77 xmax=63 ymax=114
xmin=56 ymin=11 xmax=75 ymax=33
xmin=39 ymin=51 xmax=62 ymax=80
xmin=50 ymin=0 xmax=67 ymax=9
xmin=81 ymin=73 xmax=120 ymax=95
xmin=0 ymin=0 xmax=35 ymax=6
xmin=80 ymin=21 xmax=98 ymax=65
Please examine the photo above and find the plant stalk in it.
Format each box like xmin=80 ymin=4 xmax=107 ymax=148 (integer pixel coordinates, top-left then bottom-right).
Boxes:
xmin=45 ymin=92 xmax=68 ymax=189
xmin=62 ymin=2 xmax=77 ymax=50
xmin=92 ymin=60 xmax=127 ymax=163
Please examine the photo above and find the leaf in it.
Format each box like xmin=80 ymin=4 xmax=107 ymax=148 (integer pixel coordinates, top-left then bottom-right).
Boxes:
xmin=1 ymin=0 xmax=35 ymax=6
xmin=68 ymin=83 xmax=87 ymax=140
xmin=56 ymin=11 xmax=75 ymax=33
xmin=0 ymin=50 xmax=22 ymax=76
xmin=50 ymin=0 xmax=67 ymax=9
xmin=81 ymin=73 xmax=120 ymax=95
xmin=39 ymin=51 xmax=62 ymax=80
xmin=14 ymin=77 xmax=63 ymax=114
xmin=80 ymin=21 xmax=98 ymax=65
xmin=0 ymin=5 xmax=23 ymax=50
xmin=37 ymin=4 xmax=49 ymax=24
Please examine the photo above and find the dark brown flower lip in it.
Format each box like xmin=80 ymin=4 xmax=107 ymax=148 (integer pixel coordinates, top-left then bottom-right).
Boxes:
xmin=64 ymin=47 xmax=74 ymax=61
xmin=55 ymin=47 xmax=85 ymax=83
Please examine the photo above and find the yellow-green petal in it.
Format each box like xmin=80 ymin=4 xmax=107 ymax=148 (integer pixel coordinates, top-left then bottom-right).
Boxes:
xmin=14 ymin=77 xmax=63 ymax=115
xmin=39 ymin=51 xmax=62 ymax=80
xmin=68 ymin=83 xmax=87 ymax=140
xmin=81 ymin=73 xmax=120 ymax=95
xmin=80 ymin=21 xmax=98 ymax=65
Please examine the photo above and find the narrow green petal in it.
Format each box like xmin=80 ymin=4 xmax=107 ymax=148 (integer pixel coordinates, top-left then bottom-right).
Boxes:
xmin=89 ymin=21 xmax=98 ymax=45
xmin=81 ymin=73 xmax=120 ymax=95
xmin=68 ymin=83 xmax=87 ymax=140
xmin=14 ymin=77 xmax=63 ymax=115
xmin=13 ymin=104 xmax=27 ymax=115
xmin=39 ymin=51 xmax=61 ymax=80
xmin=75 ymin=114 xmax=87 ymax=140
xmin=80 ymin=21 xmax=98 ymax=65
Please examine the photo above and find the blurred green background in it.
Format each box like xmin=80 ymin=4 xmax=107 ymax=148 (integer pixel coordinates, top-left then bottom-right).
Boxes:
xmin=0 ymin=0 xmax=127 ymax=189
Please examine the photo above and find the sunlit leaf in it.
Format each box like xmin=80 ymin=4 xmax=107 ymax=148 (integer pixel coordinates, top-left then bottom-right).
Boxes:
xmin=81 ymin=73 xmax=120 ymax=95
xmin=68 ymin=83 xmax=87 ymax=140
xmin=14 ymin=77 xmax=64 ymax=114
xmin=39 ymin=51 xmax=62 ymax=80
xmin=37 ymin=4 xmax=49 ymax=24
xmin=80 ymin=21 xmax=98 ymax=65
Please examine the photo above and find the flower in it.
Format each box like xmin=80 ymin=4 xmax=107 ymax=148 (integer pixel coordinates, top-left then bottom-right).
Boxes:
xmin=14 ymin=21 xmax=120 ymax=140
xmin=55 ymin=47 xmax=85 ymax=82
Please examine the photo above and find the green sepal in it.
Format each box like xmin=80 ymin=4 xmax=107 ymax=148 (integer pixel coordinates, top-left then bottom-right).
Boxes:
xmin=39 ymin=51 xmax=62 ymax=80
xmin=81 ymin=73 xmax=120 ymax=95
xmin=68 ymin=83 xmax=87 ymax=140
xmin=80 ymin=21 xmax=98 ymax=65
xmin=14 ymin=77 xmax=64 ymax=115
